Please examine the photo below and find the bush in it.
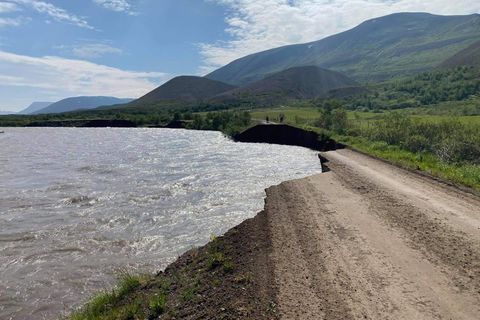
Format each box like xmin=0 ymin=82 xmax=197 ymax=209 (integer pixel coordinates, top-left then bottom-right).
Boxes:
xmin=353 ymin=112 xmax=480 ymax=165
xmin=316 ymin=107 xmax=348 ymax=133
xmin=403 ymin=134 xmax=429 ymax=153
xmin=186 ymin=111 xmax=251 ymax=135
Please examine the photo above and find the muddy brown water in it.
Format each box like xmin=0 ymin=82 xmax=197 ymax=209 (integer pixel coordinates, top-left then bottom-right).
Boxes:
xmin=0 ymin=127 xmax=321 ymax=319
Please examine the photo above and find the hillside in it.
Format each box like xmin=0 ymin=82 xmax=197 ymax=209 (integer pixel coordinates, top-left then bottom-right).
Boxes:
xmin=19 ymin=102 xmax=53 ymax=114
xmin=34 ymin=97 xmax=133 ymax=114
xmin=206 ymin=12 xmax=480 ymax=85
xmin=440 ymin=40 xmax=480 ymax=68
xmin=214 ymin=66 xmax=362 ymax=103
xmin=130 ymin=76 xmax=236 ymax=106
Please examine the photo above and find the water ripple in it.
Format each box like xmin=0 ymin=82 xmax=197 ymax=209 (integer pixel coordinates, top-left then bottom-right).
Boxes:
xmin=0 ymin=127 xmax=321 ymax=319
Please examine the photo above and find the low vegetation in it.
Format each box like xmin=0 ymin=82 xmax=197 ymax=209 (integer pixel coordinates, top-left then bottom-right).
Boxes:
xmin=185 ymin=111 xmax=251 ymax=136
xmin=338 ymin=113 xmax=480 ymax=190
xmin=345 ymin=66 xmax=480 ymax=111
xmin=69 ymin=273 xmax=158 ymax=320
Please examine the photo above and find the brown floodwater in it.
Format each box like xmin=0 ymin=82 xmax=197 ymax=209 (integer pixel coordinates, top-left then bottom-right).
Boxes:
xmin=0 ymin=127 xmax=321 ymax=319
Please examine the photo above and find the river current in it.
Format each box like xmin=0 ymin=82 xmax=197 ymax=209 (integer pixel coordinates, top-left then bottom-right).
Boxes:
xmin=0 ymin=128 xmax=321 ymax=319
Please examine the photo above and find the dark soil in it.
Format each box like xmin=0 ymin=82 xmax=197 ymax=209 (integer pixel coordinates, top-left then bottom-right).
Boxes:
xmin=155 ymin=210 xmax=278 ymax=319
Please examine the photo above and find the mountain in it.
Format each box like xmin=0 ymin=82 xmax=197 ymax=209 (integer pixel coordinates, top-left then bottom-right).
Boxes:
xmin=130 ymin=76 xmax=236 ymax=106
xmin=0 ymin=110 xmax=16 ymax=115
xmin=214 ymin=66 xmax=363 ymax=103
xmin=34 ymin=96 xmax=133 ymax=114
xmin=206 ymin=12 xmax=480 ymax=85
xmin=440 ymin=40 xmax=480 ymax=68
xmin=18 ymin=102 xmax=53 ymax=114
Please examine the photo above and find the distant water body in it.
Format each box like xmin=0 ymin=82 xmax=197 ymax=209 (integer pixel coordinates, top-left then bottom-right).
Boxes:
xmin=0 ymin=128 xmax=321 ymax=319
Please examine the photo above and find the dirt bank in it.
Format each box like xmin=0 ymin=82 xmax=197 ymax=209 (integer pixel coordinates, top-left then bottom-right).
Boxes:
xmin=234 ymin=124 xmax=341 ymax=151
xmin=71 ymin=148 xmax=480 ymax=319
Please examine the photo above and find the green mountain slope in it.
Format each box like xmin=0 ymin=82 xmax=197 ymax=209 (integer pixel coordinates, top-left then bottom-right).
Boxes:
xmin=206 ymin=12 xmax=480 ymax=85
xmin=130 ymin=76 xmax=236 ymax=106
xmin=214 ymin=66 xmax=363 ymax=103
xmin=440 ymin=40 xmax=480 ymax=68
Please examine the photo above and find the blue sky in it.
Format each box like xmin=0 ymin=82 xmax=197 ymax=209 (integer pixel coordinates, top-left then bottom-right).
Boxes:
xmin=0 ymin=0 xmax=479 ymax=111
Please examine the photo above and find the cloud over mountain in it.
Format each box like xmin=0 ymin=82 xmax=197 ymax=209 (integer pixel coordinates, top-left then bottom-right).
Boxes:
xmin=0 ymin=50 xmax=170 ymax=102
xmin=199 ymin=0 xmax=480 ymax=73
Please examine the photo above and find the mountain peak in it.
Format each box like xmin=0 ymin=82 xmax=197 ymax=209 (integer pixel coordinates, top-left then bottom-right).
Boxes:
xmin=130 ymin=76 xmax=236 ymax=106
xmin=18 ymin=102 xmax=54 ymax=115
xmin=33 ymin=96 xmax=133 ymax=114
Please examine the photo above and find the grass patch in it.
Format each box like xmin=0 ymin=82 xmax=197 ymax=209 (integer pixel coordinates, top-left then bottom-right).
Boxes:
xmin=116 ymin=273 xmax=142 ymax=298
xmin=337 ymin=135 xmax=480 ymax=191
xmin=148 ymin=292 xmax=167 ymax=316
xmin=207 ymin=236 xmax=235 ymax=273
xmin=69 ymin=235 xmax=240 ymax=319
xmin=69 ymin=273 xmax=152 ymax=320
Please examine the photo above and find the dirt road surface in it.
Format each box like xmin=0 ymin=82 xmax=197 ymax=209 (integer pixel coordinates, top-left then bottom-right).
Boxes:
xmin=263 ymin=148 xmax=480 ymax=319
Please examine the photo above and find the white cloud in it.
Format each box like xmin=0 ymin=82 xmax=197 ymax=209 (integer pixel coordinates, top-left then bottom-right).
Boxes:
xmin=0 ymin=1 xmax=23 ymax=27
xmin=58 ymin=43 xmax=123 ymax=59
xmin=200 ymin=0 xmax=480 ymax=73
xmin=11 ymin=0 xmax=93 ymax=29
xmin=93 ymin=0 xmax=135 ymax=14
xmin=0 ymin=2 xmax=19 ymax=13
xmin=72 ymin=43 xmax=122 ymax=58
xmin=0 ymin=50 xmax=170 ymax=102
xmin=0 ymin=16 xmax=22 ymax=26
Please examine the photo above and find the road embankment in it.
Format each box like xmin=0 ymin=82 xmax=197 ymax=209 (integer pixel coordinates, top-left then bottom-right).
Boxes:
xmin=234 ymin=123 xmax=342 ymax=151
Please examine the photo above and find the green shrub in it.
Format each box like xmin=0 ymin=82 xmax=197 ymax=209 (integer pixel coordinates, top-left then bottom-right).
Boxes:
xmin=149 ymin=293 xmax=167 ymax=316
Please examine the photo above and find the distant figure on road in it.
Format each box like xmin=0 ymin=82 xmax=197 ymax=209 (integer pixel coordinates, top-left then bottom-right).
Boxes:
xmin=266 ymin=116 xmax=269 ymax=123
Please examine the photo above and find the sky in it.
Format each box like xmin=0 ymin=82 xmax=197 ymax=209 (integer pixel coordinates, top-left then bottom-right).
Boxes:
xmin=0 ymin=0 xmax=479 ymax=111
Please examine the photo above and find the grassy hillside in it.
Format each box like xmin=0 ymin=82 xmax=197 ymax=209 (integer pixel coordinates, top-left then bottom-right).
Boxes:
xmin=130 ymin=76 xmax=236 ymax=106
xmin=206 ymin=13 xmax=480 ymax=85
xmin=440 ymin=40 xmax=480 ymax=68
xmin=213 ymin=66 xmax=362 ymax=104
xmin=345 ymin=66 xmax=480 ymax=110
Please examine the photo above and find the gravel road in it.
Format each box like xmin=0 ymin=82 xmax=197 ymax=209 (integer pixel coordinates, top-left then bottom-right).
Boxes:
xmin=262 ymin=148 xmax=480 ymax=319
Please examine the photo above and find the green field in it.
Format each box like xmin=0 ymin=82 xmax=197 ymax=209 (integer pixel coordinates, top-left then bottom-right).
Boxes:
xmin=251 ymin=106 xmax=480 ymax=126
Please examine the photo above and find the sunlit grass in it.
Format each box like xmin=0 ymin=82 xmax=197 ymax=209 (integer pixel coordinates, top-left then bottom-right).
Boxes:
xmin=336 ymin=135 xmax=480 ymax=191
xmin=69 ymin=273 xmax=152 ymax=320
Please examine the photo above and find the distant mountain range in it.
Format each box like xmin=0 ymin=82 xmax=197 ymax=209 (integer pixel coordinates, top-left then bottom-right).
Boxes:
xmin=0 ymin=110 xmax=16 ymax=115
xmin=18 ymin=102 xmax=53 ymax=114
xmin=33 ymin=96 xmax=133 ymax=114
xmin=206 ymin=12 xmax=480 ymax=85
